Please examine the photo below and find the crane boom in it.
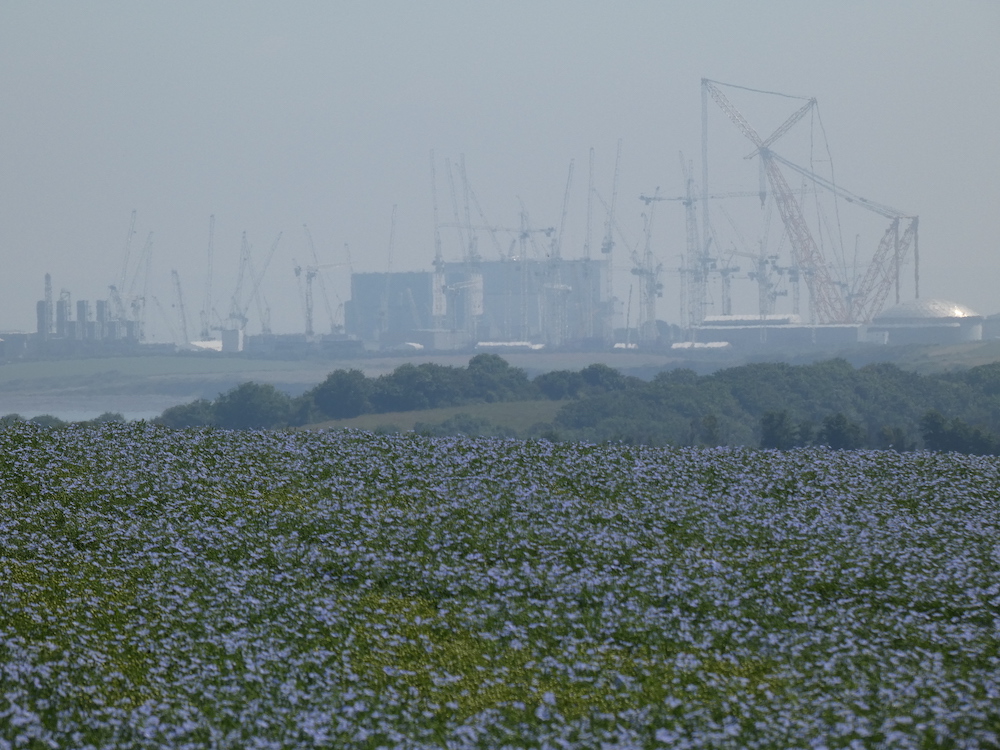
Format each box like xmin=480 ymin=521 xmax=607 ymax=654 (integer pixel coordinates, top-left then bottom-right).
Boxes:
xmin=703 ymin=79 xmax=848 ymax=323
xmin=760 ymin=148 xmax=849 ymax=322
xmin=200 ymin=215 xmax=215 ymax=340
xmin=171 ymin=270 xmax=191 ymax=345
xmin=555 ymin=159 xmax=574 ymax=260
xmin=119 ymin=210 xmax=137 ymax=294
xmin=303 ymin=224 xmax=337 ymax=334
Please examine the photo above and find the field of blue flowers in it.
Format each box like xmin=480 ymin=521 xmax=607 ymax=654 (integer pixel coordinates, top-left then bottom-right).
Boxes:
xmin=1 ymin=422 xmax=999 ymax=748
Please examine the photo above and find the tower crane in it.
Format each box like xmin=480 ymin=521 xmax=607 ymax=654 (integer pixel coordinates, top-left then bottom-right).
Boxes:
xmin=631 ymin=188 xmax=664 ymax=341
xmin=429 ymin=150 xmax=447 ymax=327
xmin=150 ymin=296 xmax=181 ymax=347
xmin=228 ymin=231 xmax=282 ymax=333
xmin=118 ymin=210 xmax=137 ymax=296
xmin=293 ymin=262 xmax=316 ymax=337
xmin=553 ymin=160 xmax=575 ymax=261
xmin=303 ymin=224 xmax=339 ymax=334
xmin=600 ymin=140 xmax=623 ymax=336
xmin=199 ymin=215 xmax=215 ymax=340
xmin=171 ymin=269 xmax=191 ymax=345
xmin=294 ymin=260 xmax=346 ymax=337
xmin=541 ymin=159 xmax=576 ymax=346
xmin=378 ymin=206 xmax=397 ymax=338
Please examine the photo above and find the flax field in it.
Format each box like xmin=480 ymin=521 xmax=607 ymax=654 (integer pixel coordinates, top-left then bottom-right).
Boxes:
xmin=1 ymin=422 xmax=998 ymax=748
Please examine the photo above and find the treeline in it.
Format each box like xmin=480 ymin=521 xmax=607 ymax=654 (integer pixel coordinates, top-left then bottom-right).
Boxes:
xmin=0 ymin=412 xmax=126 ymax=429
xmin=154 ymin=354 xmax=1000 ymax=455
xmin=158 ymin=354 xmax=550 ymax=430
xmin=550 ymin=359 xmax=1000 ymax=454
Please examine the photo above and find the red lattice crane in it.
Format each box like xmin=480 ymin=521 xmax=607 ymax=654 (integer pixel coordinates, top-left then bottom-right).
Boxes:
xmin=703 ymin=79 xmax=849 ymax=323
xmin=702 ymin=79 xmax=918 ymax=324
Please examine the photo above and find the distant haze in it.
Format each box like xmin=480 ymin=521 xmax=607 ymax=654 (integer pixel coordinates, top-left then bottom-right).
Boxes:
xmin=2 ymin=1 xmax=997 ymax=339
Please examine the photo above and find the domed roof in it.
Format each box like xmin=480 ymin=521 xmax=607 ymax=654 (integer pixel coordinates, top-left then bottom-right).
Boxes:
xmin=873 ymin=298 xmax=982 ymax=322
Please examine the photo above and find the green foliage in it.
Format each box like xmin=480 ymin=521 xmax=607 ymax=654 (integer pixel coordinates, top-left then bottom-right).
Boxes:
xmin=816 ymin=412 xmax=866 ymax=450
xmin=213 ymin=382 xmax=292 ymax=430
xmin=157 ymin=398 xmax=216 ymax=428
xmin=920 ymin=410 xmax=1000 ymax=455
xmin=28 ymin=414 xmax=67 ymax=429
xmin=311 ymin=368 xmax=371 ymax=418
xmin=147 ymin=355 xmax=1000 ymax=453
xmin=760 ymin=410 xmax=800 ymax=450
xmin=533 ymin=369 xmax=584 ymax=400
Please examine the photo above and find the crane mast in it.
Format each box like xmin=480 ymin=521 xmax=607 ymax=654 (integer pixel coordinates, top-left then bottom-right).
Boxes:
xmin=171 ymin=269 xmax=191 ymax=345
xmin=303 ymin=224 xmax=337 ymax=334
xmin=702 ymin=78 xmax=917 ymax=324
xmin=636 ymin=189 xmax=665 ymax=341
xmin=601 ymin=139 xmax=622 ymax=341
xmin=199 ymin=215 xmax=215 ymax=340
xmin=429 ymin=150 xmax=447 ymax=327
xmin=703 ymin=79 xmax=848 ymax=323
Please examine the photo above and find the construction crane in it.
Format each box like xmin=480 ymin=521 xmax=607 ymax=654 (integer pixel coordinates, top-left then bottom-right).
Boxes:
xmin=293 ymin=262 xmax=316 ymax=337
xmin=251 ymin=232 xmax=282 ymax=335
xmin=150 ymin=296 xmax=181 ymax=347
xmin=553 ymin=160 xmax=575 ymax=261
xmin=703 ymin=78 xmax=848 ymax=323
xmin=113 ymin=229 xmax=154 ymax=341
xmin=766 ymin=151 xmax=919 ymax=321
xmin=702 ymin=78 xmax=917 ymax=324
xmin=540 ymin=160 xmax=576 ymax=346
xmin=429 ymin=150 xmax=447 ymax=327
xmin=43 ymin=273 xmax=53 ymax=336
xmin=458 ymin=154 xmax=479 ymax=263
xmin=303 ymin=224 xmax=339 ymax=334
xmin=118 ymin=210 xmax=137 ymax=296
xmin=199 ymin=215 xmax=215 ymax=340
xmin=228 ymin=231 xmax=282 ymax=333
xmin=171 ymin=269 xmax=191 ymax=345
xmin=444 ymin=158 xmax=469 ymax=264
xmin=600 ymin=140 xmax=623 ymax=332
xmin=631 ymin=188 xmax=664 ymax=341
xmin=294 ymin=260 xmax=345 ymax=337
xmin=378 ymin=206 xmax=397 ymax=339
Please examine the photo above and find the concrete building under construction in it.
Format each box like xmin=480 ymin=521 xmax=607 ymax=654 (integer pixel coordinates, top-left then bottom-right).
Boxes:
xmin=345 ymin=257 xmax=612 ymax=350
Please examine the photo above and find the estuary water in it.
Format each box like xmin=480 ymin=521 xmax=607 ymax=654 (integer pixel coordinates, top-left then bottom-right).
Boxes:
xmin=0 ymin=393 xmax=191 ymax=422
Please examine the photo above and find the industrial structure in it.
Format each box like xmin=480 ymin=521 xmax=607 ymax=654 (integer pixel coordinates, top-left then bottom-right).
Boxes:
xmin=345 ymin=257 xmax=610 ymax=350
xmin=7 ymin=79 xmax=984 ymax=361
xmin=681 ymin=79 xmax=921 ymax=333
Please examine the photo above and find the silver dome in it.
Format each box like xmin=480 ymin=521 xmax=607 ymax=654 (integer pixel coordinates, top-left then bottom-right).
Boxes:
xmin=873 ymin=298 xmax=981 ymax=322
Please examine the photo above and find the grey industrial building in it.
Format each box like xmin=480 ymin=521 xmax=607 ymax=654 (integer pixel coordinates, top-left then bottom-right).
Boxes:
xmin=345 ymin=258 xmax=612 ymax=350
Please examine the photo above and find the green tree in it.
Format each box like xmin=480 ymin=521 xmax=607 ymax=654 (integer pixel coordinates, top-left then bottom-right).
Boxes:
xmin=311 ymin=369 xmax=372 ymax=418
xmin=534 ymin=370 xmax=584 ymax=400
xmin=920 ymin=410 xmax=1000 ymax=455
xmin=580 ymin=363 xmax=629 ymax=393
xmin=466 ymin=354 xmax=537 ymax=402
xmin=760 ymin=410 xmax=799 ymax=450
xmin=157 ymin=399 xmax=216 ymax=428
xmin=817 ymin=412 xmax=865 ymax=450
xmin=213 ymin=383 xmax=291 ymax=430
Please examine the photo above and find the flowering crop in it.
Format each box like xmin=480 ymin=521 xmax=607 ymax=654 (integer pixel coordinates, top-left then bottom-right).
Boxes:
xmin=1 ymin=422 xmax=998 ymax=748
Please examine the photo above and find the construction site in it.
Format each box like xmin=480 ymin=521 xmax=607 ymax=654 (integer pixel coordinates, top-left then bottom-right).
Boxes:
xmin=13 ymin=78 xmax=978 ymax=362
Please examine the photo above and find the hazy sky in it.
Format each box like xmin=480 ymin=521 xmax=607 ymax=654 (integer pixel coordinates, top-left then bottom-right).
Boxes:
xmin=2 ymin=1 xmax=998 ymax=339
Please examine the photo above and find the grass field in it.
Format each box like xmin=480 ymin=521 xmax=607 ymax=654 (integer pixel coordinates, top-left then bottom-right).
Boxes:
xmin=1 ymin=422 xmax=999 ymax=747
xmin=306 ymin=399 xmax=563 ymax=434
